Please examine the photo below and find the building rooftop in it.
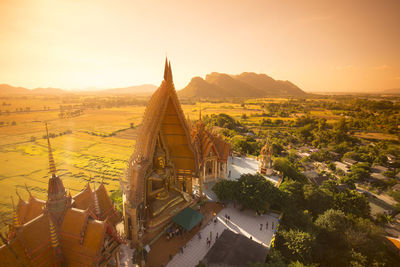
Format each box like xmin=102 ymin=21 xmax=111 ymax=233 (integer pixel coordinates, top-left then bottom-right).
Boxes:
xmin=202 ymin=229 xmax=268 ymax=266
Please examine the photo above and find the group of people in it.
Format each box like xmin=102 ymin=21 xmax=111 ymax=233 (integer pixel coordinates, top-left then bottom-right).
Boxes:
xmin=224 ymin=213 xmax=231 ymax=222
xmin=166 ymin=225 xmax=184 ymax=240
xmin=205 ymin=230 xmax=219 ymax=247
xmin=259 ymin=221 xmax=274 ymax=231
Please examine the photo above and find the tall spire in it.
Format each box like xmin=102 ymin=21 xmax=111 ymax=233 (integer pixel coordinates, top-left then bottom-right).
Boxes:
xmin=163 ymin=57 xmax=169 ymax=81
xmin=45 ymin=123 xmax=57 ymax=177
xmin=45 ymin=124 xmax=69 ymax=223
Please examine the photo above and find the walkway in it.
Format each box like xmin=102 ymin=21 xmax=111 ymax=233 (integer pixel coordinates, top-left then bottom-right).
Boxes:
xmin=166 ymin=206 xmax=280 ymax=267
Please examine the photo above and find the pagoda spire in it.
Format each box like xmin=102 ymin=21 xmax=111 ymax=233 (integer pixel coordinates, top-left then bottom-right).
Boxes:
xmin=45 ymin=123 xmax=69 ymax=223
xmin=45 ymin=123 xmax=57 ymax=177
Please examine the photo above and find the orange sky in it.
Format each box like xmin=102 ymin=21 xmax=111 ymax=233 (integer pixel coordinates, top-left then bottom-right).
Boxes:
xmin=0 ymin=0 xmax=399 ymax=92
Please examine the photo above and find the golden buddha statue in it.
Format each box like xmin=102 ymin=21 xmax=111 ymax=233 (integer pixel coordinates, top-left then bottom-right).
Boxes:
xmin=146 ymin=141 xmax=187 ymax=217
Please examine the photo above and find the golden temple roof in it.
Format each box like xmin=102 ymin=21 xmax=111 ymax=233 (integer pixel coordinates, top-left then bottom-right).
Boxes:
xmin=126 ymin=58 xmax=198 ymax=205
xmin=0 ymin=126 xmax=122 ymax=266
xmin=191 ymin=120 xmax=230 ymax=165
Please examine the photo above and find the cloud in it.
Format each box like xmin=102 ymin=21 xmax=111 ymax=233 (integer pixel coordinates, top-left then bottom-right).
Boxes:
xmin=374 ymin=65 xmax=389 ymax=70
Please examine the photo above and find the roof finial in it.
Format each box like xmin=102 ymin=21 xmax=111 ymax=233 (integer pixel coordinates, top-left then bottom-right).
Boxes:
xmin=24 ymin=183 xmax=32 ymax=198
xmin=45 ymin=122 xmax=57 ymax=177
xmin=164 ymin=57 xmax=169 ymax=81
xmin=15 ymin=188 xmax=22 ymax=201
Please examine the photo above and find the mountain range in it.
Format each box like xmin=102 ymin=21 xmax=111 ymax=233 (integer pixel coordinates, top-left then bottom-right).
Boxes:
xmin=177 ymin=72 xmax=306 ymax=98
xmin=3 ymin=72 xmax=397 ymax=98
xmin=381 ymin=88 xmax=400 ymax=94
xmin=0 ymin=84 xmax=158 ymax=95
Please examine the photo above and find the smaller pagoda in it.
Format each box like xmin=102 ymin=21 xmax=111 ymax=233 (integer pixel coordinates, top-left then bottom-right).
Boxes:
xmin=0 ymin=124 xmax=123 ymax=266
xmin=259 ymin=142 xmax=273 ymax=175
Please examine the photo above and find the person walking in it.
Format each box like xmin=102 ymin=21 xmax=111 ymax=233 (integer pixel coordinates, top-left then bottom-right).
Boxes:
xmin=210 ymin=231 xmax=213 ymax=240
xmin=198 ymin=232 xmax=202 ymax=239
xmin=216 ymin=232 xmax=219 ymax=240
xmin=260 ymin=223 xmax=263 ymax=231
xmin=180 ymin=246 xmax=183 ymax=254
xmin=266 ymin=221 xmax=268 ymax=230
xmin=206 ymin=237 xmax=209 ymax=246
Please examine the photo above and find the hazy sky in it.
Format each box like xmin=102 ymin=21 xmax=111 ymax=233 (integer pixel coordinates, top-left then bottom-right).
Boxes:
xmin=0 ymin=0 xmax=399 ymax=92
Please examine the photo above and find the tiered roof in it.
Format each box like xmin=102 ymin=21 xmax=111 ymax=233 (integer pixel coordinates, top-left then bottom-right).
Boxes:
xmin=191 ymin=118 xmax=230 ymax=165
xmin=0 ymin=125 xmax=122 ymax=266
xmin=15 ymin=189 xmax=46 ymax=226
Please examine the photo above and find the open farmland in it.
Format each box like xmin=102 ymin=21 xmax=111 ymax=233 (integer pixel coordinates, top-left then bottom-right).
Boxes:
xmin=1 ymin=94 xmax=398 ymax=234
xmin=0 ymin=95 xmax=265 ymax=231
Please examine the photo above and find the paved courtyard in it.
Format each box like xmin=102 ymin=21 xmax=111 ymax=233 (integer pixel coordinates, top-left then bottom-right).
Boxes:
xmin=227 ymin=156 xmax=279 ymax=185
xmin=167 ymin=205 xmax=280 ymax=267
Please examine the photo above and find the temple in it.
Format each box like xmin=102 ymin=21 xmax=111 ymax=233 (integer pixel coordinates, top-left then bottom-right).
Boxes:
xmin=121 ymin=59 xmax=230 ymax=256
xmin=0 ymin=124 xmax=122 ymax=266
xmin=259 ymin=142 xmax=273 ymax=175
xmin=191 ymin=116 xmax=230 ymax=184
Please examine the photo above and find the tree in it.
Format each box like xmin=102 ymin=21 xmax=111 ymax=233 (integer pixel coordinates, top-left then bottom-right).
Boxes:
xmin=279 ymin=180 xmax=304 ymax=208
xmin=279 ymin=229 xmax=316 ymax=263
xmin=315 ymin=209 xmax=348 ymax=234
xmin=212 ymin=180 xmax=238 ymax=202
xmin=236 ymin=174 xmax=280 ymax=213
xmin=302 ymin=184 xmax=333 ymax=216
xmin=274 ymin=157 xmax=305 ymax=182
xmin=230 ymin=135 xmax=261 ymax=155
xmin=333 ymin=190 xmax=370 ymax=218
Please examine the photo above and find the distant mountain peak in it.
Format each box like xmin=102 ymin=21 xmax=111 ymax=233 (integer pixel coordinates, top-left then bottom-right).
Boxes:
xmin=178 ymin=72 xmax=306 ymax=98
